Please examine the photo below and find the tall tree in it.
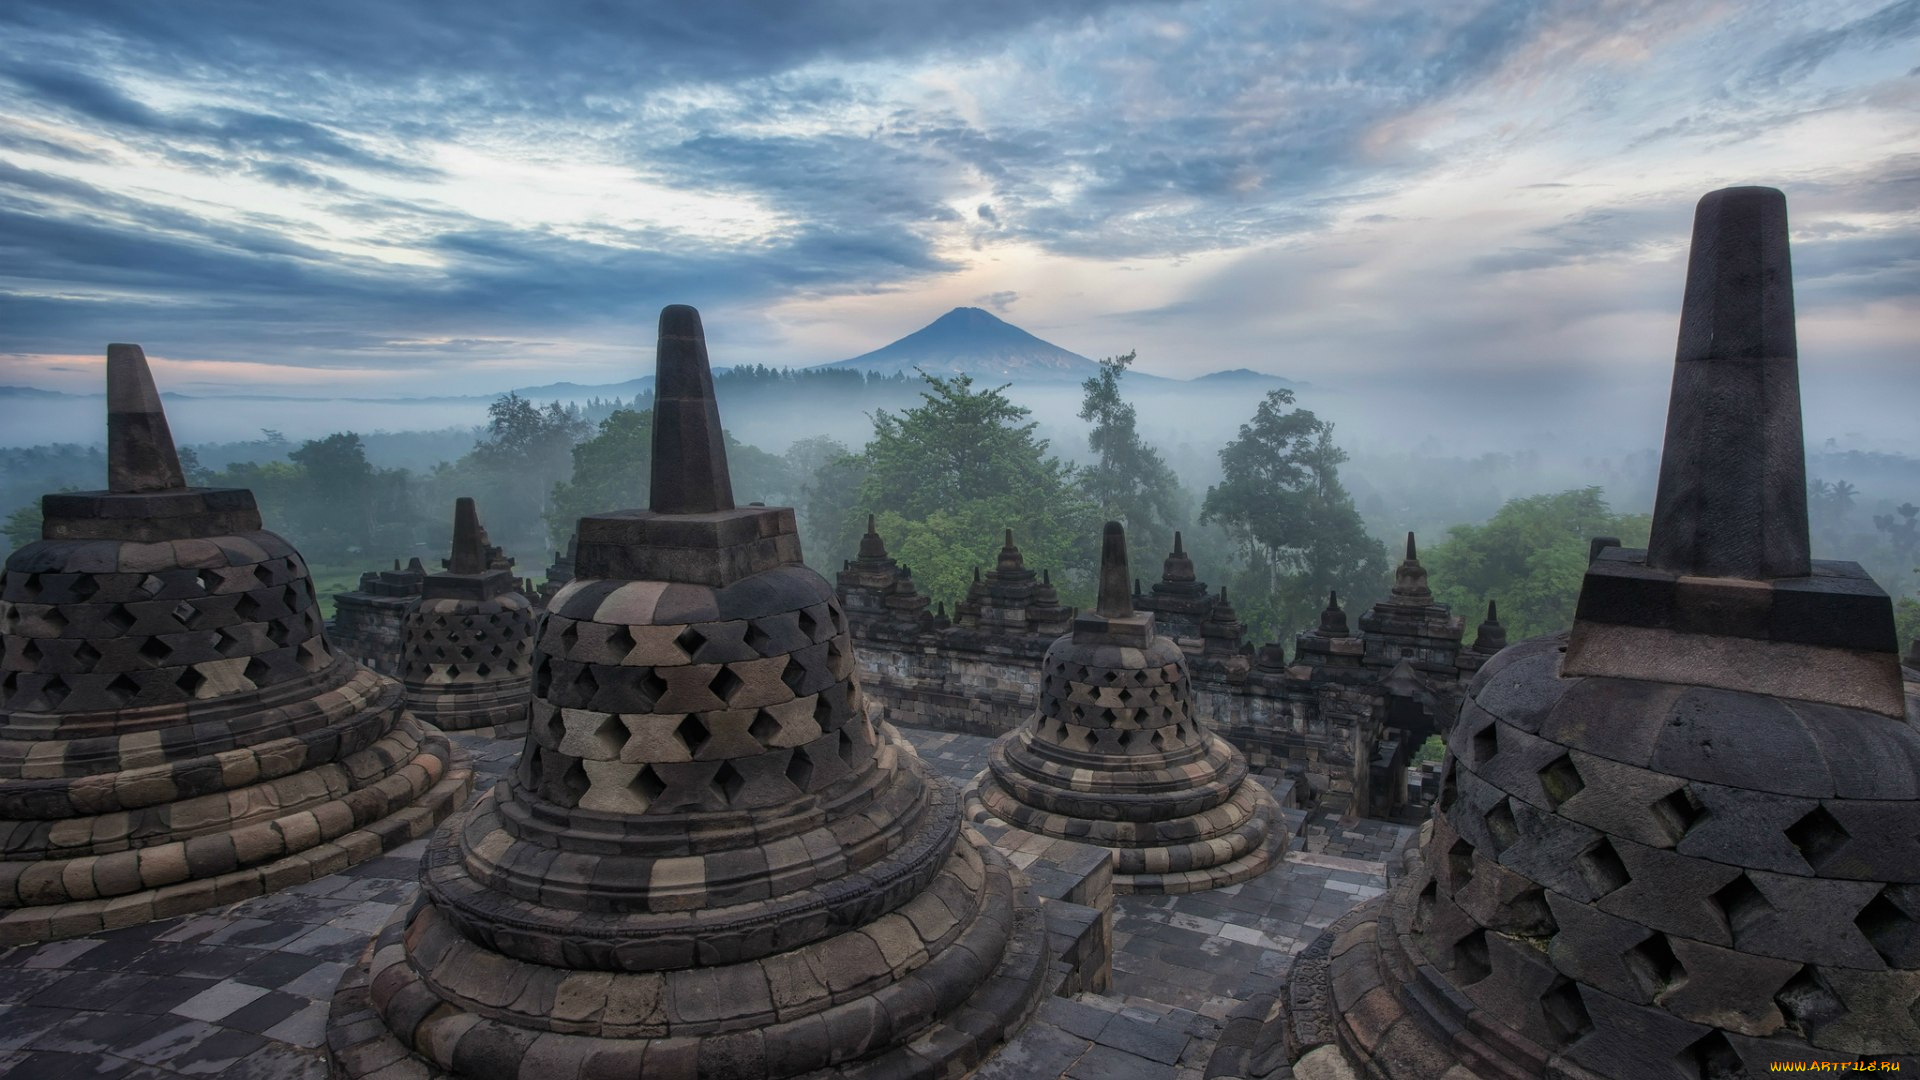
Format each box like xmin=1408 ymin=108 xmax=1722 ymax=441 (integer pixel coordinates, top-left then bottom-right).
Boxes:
xmin=1200 ymin=389 xmax=1387 ymax=641
xmin=459 ymin=393 xmax=591 ymax=556
xmin=1077 ymin=351 xmax=1187 ymax=559
xmin=1423 ymin=487 xmax=1652 ymax=641
xmin=288 ymin=432 xmax=379 ymax=554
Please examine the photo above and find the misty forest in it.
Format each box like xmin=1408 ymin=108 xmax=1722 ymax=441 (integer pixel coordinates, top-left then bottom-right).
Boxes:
xmin=5 ymin=347 xmax=1916 ymax=654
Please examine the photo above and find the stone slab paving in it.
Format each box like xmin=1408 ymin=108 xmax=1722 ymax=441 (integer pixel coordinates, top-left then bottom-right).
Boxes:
xmin=0 ymin=727 xmax=1405 ymax=1080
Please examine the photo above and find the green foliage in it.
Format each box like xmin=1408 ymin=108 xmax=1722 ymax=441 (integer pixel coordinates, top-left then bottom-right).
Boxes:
xmin=4 ymin=503 xmax=42 ymax=548
xmin=459 ymin=394 xmax=592 ymax=556
xmin=545 ymin=408 xmax=795 ymax=549
xmin=1077 ymin=351 xmax=1188 ymax=559
xmin=1896 ymin=596 xmax=1919 ymax=656
xmin=848 ymin=372 xmax=1099 ymax=608
xmin=1200 ymin=389 xmax=1388 ymax=642
xmin=787 ymin=437 xmax=866 ymax=573
xmin=1423 ymin=487 xmax=1652 ymax=641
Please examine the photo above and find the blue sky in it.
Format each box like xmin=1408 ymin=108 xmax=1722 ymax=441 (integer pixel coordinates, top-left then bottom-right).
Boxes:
xmin=0 ymin=0 xmax=1914 ymax=401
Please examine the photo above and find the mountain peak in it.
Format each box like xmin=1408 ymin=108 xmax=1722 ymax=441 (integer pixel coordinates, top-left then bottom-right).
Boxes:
xmin=812 ymin=307 xmax=1099 ymax=382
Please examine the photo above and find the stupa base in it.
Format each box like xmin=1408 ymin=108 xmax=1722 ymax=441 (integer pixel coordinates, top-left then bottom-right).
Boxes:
xmin=0 ymin=736 xmax=472 ymax=946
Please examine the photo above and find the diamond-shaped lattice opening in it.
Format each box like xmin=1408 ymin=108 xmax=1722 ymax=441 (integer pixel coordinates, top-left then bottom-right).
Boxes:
xmin=711 ymin=760 xmax=746 ymax=805
xmin=16 ymin=573 xmax=40 ymax=601
xmin=630 ymin=766 xmax=666 ymax=811
xmin=749 ymin=709 xmax=782 ymax=746
xmin=1676 ymin=1030 xmax=1742 ymax=1080
xmin=565 ymin=664 xmax=600 ymax=708
xmin=1101 ymin=669 xmax=1120 ymax=685
xmin=1785 ymin=804 xmax=1851 ymax=872
xmin=787 ymin=746 xmax=816 ymax=792
xmin=1115 ymin=729 xmax=1134 ymax=749
xmin=1576 ymin=836 xmax=1631 ymax=898
xmin=1447 ymin=837 xmax=1475 ymax=891
xmin=254 ymin=562 xmax=277 ymax=588
xmin=675 ymin=714 xmax=711 ymax=758
xmin=707 ymin=665 xmax=743 ymax=705
xmin=780 ymin=656 xmax=809 ymax=695
xmin=839 ymin=729 xmax=857 ymax=766
xmin=637 ymin=669 xmax=669 ymax=709
xmin=266 ymin=618 xmax=298 ymax=647
xmin=796 ymin=607 xmax=819 ymax=641
xmin=104 ymin=672 xmax=141 ymax=706
xmin=43 ymin=607 xmax=67 ymax=634
xmin=675 ymin=625 xmax=707 ymax=662
xmin=543 ymin=706 xmax=566 ymax=748
xmin=1623 ymin=932 xmax=1685 ymax=1000
xmin=138 ymin=573 xmax=166 ymax=598
xmin=170 ymin=600 xmax=197 ymax=627
xmin=1439 ymin=758 xmax=1458 ymax=814
xmin=532 ymin=655 xmax=553 ymax=698
xmin=814 ymin=693 xmax=838 ymax=731
xmin=41 ymin=674 xmax=71 ymax=708
xmin=1855 ymin=887 xmax=1920 ymax=967
xmin=520 ymin=745 xmax=545 ymax=789
xmin=235 ymin=592 xmax=265 ymax=621
xmin=1540 ymin=977 xmax=1593 ymax=1045
xmin=1774 ymin=964 xmax=1843 ymax=1039
xmin=20 ymin=638 xmax=43 ymax=664
xmin=743 ymin=621 xmax=773 ymax=655
xmin=1485 ymin=798 xmax=1520 ymax=854
xmin=1452 ymin=928 xmax=1491 ymax=984
xmin=1536 ymin=753 xmax=1584 ymax=810
xmin=1652 ymin=785 xmax=1705 ymax=844
xmin=560 ymin=759 xmax=590 ymax=806
xmin=72 ymin=641 xmax=101 ymax=666
xmin=606 ymin=624 xmax=635 ymax=658
xmin=1472 ymin=722 xmax=1499 ymax=765
xmin=175 ymin=666 xmax=207 ymax=698
xmin=197 ymin=569 xmax=224 ymax=593
xmin=244 ymin=656 xmax=274 ymax=688
xmin=1413 ymin=879 xmax=1437 ymax=933
xmin=589 ymin=714 xmax=625 ymax=758
xmin=474 ymin=661 xmax=492 ymax=677
xmin=69 ymin=576 xmax=98 ymax=602
xmin=297 ymin=640 xmax=328 ymax=672
xmin=1711 ymin=873 xmax=1773 ymax=939
xmin=103 ymin=605 xmax=136 ymax=634
xmin=559 ymin=622 xmax=580 ymax=655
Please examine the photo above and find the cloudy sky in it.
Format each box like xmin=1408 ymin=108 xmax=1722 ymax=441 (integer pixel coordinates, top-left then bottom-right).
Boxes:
xmin=0 ymin=0 xmax=1914 ymax=410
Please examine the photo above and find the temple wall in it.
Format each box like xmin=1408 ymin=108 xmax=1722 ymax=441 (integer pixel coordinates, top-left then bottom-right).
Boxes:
xmin=329 ymin=592 xmax=413 ymax=677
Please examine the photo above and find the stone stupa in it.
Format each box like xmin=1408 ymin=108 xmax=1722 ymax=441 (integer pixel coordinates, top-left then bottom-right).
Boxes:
xmin=0 ymin=345 xmax=470 ymax=944
xmin=328 ymin=306 xmax=1049 ymax=1079
xmin=1245 ymin=187 xmax=1920 ymax=1078
xmin=965 ymin=521 xmax=1286 ymax=894
xmin=397 ymin=497 xmax=535 ymax=737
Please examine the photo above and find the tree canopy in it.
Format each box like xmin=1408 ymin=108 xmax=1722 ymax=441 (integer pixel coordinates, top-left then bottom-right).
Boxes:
xmin=1077 ymin=351 xmax=1187 ymax=560
xmin=1423 ymin=487 xmax=1651 ymax=641
xmin=1200 ymin=389 xmax=1387 ymax=641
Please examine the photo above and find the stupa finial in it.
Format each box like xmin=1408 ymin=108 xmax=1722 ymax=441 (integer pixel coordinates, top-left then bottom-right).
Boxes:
xmin=106 ymin=343 xmax=186 ymax=493
xmin=1647 ymin=186 xmax=1808 ymax=579
xmin=648 ymin=305 xmax=734 ymax=514
xmin=448 ymin=497 xmax=487 ymax=574
xmin=1097 ymin=520 xmax=1133 ymax=618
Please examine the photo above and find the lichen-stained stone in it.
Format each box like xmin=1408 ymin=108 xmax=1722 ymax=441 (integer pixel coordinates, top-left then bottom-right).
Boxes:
xmin=327 ymin=306 xmax=1048 ymax=1079
xmin=0 ymin=345 xmax=470 ymax=943
xmin=1214 ymin=188 xmax=1920 ymax=1080
xmin=964 ymin=521 xmax=1285 ymax=894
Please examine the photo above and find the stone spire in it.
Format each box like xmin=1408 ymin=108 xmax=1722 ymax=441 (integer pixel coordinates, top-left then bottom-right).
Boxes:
xmin=1566 ymin=186 xmax=1902 ymax=715
xmin=647 ymin=304 xmax=733 ymax=514
xmin=446 ymin=496 xmax=487 ymax=574
xmin=105 ymin=343 xmax=186 ymax=493
xmin=996 ymin=527 xmax=1025 ymax=572
xmin=1201 ymin=585 xmax=1246 ymax=655
xmin=1648 ymin=186 xmax=1809 ymax=580
xmin=1471 ymin=598 xmax=1506 ymax=653
xmin=1097 ymin=519 xmax=1132 ymax=618
xmin=857 ymin=512 xmax=888 ymax=561
xmin=1317 ymin=589 xmax=1351 ymax=637
xmin=1388 ymin=530 xmax=1432 ymax=603
xmin=1163 ymin=529 xmax=1196 ymax=583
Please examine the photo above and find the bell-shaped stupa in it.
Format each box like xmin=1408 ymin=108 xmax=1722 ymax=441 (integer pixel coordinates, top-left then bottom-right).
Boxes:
xmin=0 ymin=346 xmax=470 ymax=944
xmin=397 ymin=497 xmax=535 ymax=736
xmin=965 ymin=521 xmax=1285 ymax=893
xmin=328 ymin=306 xmax=1049 ymax=1078
xmin=1257 ymin=187 xmax=1920 ymax=1077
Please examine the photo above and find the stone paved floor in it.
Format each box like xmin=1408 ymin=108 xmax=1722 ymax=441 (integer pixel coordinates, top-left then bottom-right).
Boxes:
xmin=0 ymin=727 xmax=1409 ymax=1080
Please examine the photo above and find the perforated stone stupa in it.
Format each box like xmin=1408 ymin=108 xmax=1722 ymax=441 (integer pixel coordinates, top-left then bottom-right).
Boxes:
xmin=328 ymin=306 xmax=1049 ymax=1079
xmin=396 ymin=497 xmax=535 ymax=737
xmin=965 ymin=521 xmax=1285 ymax=894
xmin=1255 ymin=187 xmax=1920 ymax=1078
xmin=0 ymin=345 xmax=470 ymax=945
